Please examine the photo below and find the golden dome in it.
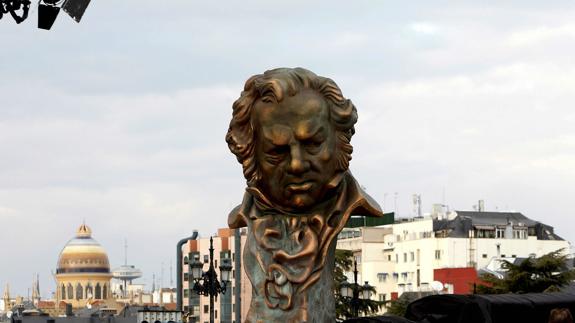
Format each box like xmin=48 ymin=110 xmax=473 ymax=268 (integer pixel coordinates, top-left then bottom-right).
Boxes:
xmin=56 ymin=224 xmax=110 ymax=274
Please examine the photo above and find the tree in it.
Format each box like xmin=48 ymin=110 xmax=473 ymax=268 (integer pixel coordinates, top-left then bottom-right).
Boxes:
xmin=334 ymin=249 xmax=383 ymax=320
xmin=385 ymin=297 xmax=411 ymax=317
xmin=476 ymin=249 xmax=575 ymax=294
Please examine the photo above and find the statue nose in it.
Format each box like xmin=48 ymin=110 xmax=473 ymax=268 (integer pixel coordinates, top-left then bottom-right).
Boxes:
xmin=288 ymin=144 xmax=309 ymax=174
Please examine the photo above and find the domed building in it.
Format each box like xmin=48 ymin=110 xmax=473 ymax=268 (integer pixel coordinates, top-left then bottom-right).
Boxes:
xmin=56 ymin=224 xmax=112 ymax=308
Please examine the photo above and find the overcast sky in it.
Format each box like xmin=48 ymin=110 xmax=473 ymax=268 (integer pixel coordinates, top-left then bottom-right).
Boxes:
xmin=1 ymin=0 xmax=575 ymax=297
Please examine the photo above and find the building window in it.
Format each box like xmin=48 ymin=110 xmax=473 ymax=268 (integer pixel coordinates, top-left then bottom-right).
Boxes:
xmin=184 ymin=289 xmax=189 ymax=298
xmin=435 ymin=250 xmax=441 ymax=260
xmin=184 ymin=273 xmax=189 ymax=281
xmin=184 ymin=256 xmax=189 ymax=265
xmin=482 ymin=254 xmax=487 ymax=258
xmin=387 ymin=255 xmax=391 ymax=262
xmin=395 ymin=254 xmax=398 ymax=263
xmin=476 ymin=228 xmax=495 ymax=238
xmin=67 ymin=283 xmax=73 ymax=299
xmin=512 ymin=228 xmax=528 ymax=239
xmin=203 ymin=255 xmax=209 ymax=263
xmin=403 ymin=253 xmax=407 ymax=263
xmin=378 ymin=294 xmax=386 ymax=302
xmin=103 ymin=284 xmax=108 ymax=299
xmin=61 ymin=284 xmax=66 ymax=300
xmin=496 ymin=228 xmax=505 ymax=238
xmin=393 ymin=273 xmax=398 ymax=282
xmin=410 ymin=252 xmax=415 ymax=262
xmin=377 ymin=273 xmax=388 ymax=282
xmin=76 ymin=283 xmax=83 ymax=300
xmin=86 ymin=284 xmax=93 ymax=299
xmin=204 ymin=305 xmax=209 ymax=313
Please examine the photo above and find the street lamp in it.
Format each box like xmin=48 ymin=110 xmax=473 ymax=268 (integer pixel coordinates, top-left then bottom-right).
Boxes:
xmin=361 ymin=281 xmax=374 ymax=300
xmin=189 ymin=236 xmax=232 ymax=323
xmin=339 ymin=259 xmax=374 ymax=318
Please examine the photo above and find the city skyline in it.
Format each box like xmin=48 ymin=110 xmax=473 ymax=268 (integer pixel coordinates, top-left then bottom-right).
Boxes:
xmin=2 ymin=0 xmax=575 ymax=296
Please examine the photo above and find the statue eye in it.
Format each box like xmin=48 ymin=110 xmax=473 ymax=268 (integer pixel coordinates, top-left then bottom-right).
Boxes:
xmin=304 ymin=140 xmax=322 ymax=152
xmin=265 ymin=146 xmax=288 ymax=164
xmin=269 ymin=145 xmax=289 ymax=155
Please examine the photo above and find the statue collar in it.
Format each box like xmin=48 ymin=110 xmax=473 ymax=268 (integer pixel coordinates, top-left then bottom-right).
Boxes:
xmin=228 ymin=171 xmax=383 ymax=229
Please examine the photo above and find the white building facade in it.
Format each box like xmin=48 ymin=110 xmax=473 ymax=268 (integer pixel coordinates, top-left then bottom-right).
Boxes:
xmin=337 ymin=210 xmax=571 ymax=310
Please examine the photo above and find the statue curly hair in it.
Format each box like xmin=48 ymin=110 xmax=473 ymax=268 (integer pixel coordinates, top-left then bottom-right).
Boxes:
xmin=226 ymin=67 xmax=358 ymax=186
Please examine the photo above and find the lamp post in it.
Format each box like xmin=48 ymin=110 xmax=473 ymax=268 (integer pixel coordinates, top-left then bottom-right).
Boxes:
xmin=189 ymin=236 xmax=232 ymax=323
xmin=339 ymin=259 xmax=374 ymax=318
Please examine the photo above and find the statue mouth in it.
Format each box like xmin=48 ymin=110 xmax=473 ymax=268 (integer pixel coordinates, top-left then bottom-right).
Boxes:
xmin=286 ymin=181 xmax=313 ymax=192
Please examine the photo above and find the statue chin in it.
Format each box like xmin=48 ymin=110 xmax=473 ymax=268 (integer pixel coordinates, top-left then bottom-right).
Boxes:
xmin=253 ymin=171 xmax=347 ymax=214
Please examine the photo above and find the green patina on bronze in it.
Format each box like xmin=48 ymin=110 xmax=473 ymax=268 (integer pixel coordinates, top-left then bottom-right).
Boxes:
xmin=226 ymin=68 xmax=382 ymax=322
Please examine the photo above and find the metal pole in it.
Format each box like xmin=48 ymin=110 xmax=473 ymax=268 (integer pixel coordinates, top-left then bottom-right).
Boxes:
xmin=209 ymin=237 xmax=215 ymax=323
xmin=234 ymin=229 xmax=242 ymax=323
xmin=176 ymin=231 xmax=198 ymax=311
xmin=353 ymin=260 xmax=359 ymax=318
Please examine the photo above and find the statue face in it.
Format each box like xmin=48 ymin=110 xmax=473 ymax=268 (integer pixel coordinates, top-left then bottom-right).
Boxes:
xmin=253 ymin=89 xmax=338 ymax=210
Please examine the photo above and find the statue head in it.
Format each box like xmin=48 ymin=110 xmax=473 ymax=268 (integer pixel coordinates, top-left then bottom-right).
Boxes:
xmin=226 ymin=68 xmax=358 ymax=211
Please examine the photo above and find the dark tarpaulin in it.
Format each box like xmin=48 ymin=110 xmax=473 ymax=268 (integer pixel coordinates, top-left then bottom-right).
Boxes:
xmin=405 ymin=294 xmax=492 ymax=323
xmin=405 ymin=293 xmax=575 ymax=323
xmin=343 ymin=315 xmax=416 ymax=323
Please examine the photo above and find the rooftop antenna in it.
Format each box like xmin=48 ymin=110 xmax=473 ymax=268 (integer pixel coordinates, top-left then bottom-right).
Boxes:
xmin=412 ymin=194 xmax=422 ymax=217
xmin=36 ymin=273 xmax=40 ymax=300
xmin=50 ymin=270 xmax=59 ymax=309
xmin=161 ymin=262 xmax=164 ymax=290
xmin=383 ymin=193 xmax=388 ymax=212
xmin=170 ymin=260 xmax=173 ymax=288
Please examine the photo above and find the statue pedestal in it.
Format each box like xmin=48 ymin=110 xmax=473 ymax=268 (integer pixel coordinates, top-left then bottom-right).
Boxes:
xmin=244 ymin=236 xmax=336 ymax=323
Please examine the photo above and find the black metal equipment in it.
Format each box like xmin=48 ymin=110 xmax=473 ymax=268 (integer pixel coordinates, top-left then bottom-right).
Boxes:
xmin=38 ymin=0 xmax=92 ymax=30
xmin=0 ymin=0 xmax=92 ymax=29
xmin=0 ymin=0 xmax=31 ymax=23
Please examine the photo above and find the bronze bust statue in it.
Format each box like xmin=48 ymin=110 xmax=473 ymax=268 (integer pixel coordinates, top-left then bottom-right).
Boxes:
xmin=226 ymin=68 xmax=382 ymax=322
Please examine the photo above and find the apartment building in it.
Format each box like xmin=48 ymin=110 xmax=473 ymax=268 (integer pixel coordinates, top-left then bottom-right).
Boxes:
xmin=337 ymin=209 xmax=570 ymax=307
